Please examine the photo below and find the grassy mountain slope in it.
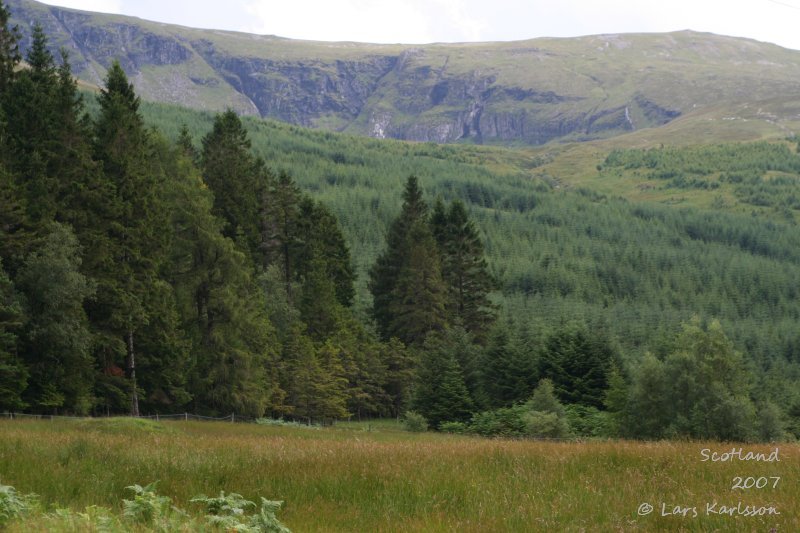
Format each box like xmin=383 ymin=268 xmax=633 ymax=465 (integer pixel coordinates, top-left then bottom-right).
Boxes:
xmin=10 ymin=0 xmax=800 ymax=146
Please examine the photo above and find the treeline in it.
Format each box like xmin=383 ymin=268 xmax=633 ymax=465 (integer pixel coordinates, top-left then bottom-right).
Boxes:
xmin=0 ymin=12 xmax=420 ymax=420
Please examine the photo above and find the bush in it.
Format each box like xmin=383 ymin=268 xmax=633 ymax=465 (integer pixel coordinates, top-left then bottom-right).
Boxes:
xmin=439 ymin=421 xmax=467 ymax=434
xmin=402 ymin=411 xmax=428 ymax=432
xmin=468 ymin=405 xmax=528 ymax=437
xmin=523 ymin=411 xmax=572 ymax=439
xmin=565 ymin=404 xmax=611 ymax=438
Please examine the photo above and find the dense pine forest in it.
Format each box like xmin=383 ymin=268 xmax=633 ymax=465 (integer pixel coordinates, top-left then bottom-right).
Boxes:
xmin=1 ymin=1 xmax=800 ymax=442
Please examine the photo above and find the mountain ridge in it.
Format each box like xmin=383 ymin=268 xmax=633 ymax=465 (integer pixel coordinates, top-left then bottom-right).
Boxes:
xmin=9 ymin=0 xmax=800 ymax=146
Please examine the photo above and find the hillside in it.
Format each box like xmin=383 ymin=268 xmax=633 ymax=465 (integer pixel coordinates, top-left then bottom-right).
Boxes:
xmin=9 ymin=0 xmax=800 ymax=145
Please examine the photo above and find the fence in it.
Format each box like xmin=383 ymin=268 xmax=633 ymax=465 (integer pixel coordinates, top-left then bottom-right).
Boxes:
xmin=0 ymin=411 xmax=255 ymax=423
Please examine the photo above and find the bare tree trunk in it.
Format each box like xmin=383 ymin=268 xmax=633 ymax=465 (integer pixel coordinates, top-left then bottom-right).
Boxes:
xmin=128 ymin=329 xmax=140 ymax=417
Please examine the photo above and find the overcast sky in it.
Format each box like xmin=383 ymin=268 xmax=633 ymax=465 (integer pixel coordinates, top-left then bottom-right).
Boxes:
xmin=35 ymin=0 xmax=800 ymax=50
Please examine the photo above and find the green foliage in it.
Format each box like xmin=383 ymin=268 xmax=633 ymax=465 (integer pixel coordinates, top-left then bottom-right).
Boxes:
xmin=468 ymin=405 xmax=529 ymax=438
xmin=17 ymin=223 xmax=95 ymax=414
xmin=604 ymin=142 xmax=800 ymax=209
xmin=0 ymin=258 xmax=26 ymax=410
xmin=433 ymin=198 xmax=497 ymax=341
xmin=192 ymin=491 xmax=291 ymax=533
xmin=0 ymin=482 xmax=37 ymax=526
xmin=412 ymin=330 xmax=475 ymax=427
xmin=438 ymin=421 xmax=467 ymax=434
xmin=122 ymin=481 xmax=186 ymax=529
xmin=624 ymin=320 xmax=760 ymax=441
xmin=0 ymin=0 xmax=21 ymax=94
xmin=538 ymin=323 xmax=614 ymax=408
xmin=402 ymin=410 xmax=428 ymax=432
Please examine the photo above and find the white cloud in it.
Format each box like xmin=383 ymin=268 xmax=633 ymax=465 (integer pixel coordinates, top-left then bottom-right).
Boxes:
xmin=244 ymin=0 xmax=493 ymax=43
xmin=37 ymin=0 xmax=123 ymax=15
xmin=26 ymin=0 xmax=800 ymax=50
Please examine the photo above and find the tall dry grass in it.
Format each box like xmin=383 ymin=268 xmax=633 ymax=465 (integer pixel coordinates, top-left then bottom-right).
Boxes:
xmin=0 ymin=418 xmax=796 ymax=531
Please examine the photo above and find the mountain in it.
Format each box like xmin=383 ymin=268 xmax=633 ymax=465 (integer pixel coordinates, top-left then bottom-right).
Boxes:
xmin=9 ymin=0 xmax=800 ymax=146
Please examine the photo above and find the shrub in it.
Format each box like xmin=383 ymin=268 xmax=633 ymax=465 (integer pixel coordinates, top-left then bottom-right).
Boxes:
xmin=522 ymin=411 xmax=572 ymax=439
xmin=439 ymin=421 xmax=467 ymax=434
xmin=402 ymin=411 xmax=428 ymax=432
xmin=468 ymin=405 xmax=528 ymax=438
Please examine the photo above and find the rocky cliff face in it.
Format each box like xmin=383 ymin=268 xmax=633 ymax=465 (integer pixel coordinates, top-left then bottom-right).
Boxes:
xmin=9 ymin=0 xmax=800 ymax=145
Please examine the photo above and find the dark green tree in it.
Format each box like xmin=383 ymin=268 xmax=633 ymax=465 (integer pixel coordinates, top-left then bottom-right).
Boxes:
xmin=538 ymin=322 xmax=614 ymax=408
xmin=432 ymin=198 xmax=496 ymax=341
xmin=0 ymin=0 xmax=20 ymax=94
xmin=369 ymin=176 xmax=430 ymax=340
xmin=0 ymin=257 xmax=26 ymax=410
xmin=480 ymin=321 xmax=538 ymax=408
xmin=17 ymin=223 xmax=95 ymax=414
xmin=295 ymin=197 xmax=355 ymax=307
xmin=201 ymin=109 xmax=265 ymax=262
xmin=88 ymin=61 xmax=173 ymax=416
xmin=387 ymin=220 xmax=448 ymax=345
xmin=412 ymin=331 xmax=474 ymax=427
xmin=163 ymin=137 xmax=282 ymax=416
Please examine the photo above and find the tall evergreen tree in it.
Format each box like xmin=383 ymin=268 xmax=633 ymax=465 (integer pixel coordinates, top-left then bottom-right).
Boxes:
xmin=295 ymin=197 xmax=355 ymax=307
xmin=0 ymin=0 xmax=20 ymax=95
xmin=0 ymin=257 xmax=26 ymax=410
xmin=163 ymin=136 xmax=282 ymax=417
xmin=433 ymin=199 xmax=496 ymax=342
xmin=4 ymin=23 xmax=59 ymax=225
xmin=370 ymin=176 xmax=447 ymax=345
xmin=201 ymin=109 xmax=265 ymax=262
xmin=387 ymin=220 xmax=448 ymax=345
xmin=88 ymin=61 xmax=172 ymax=416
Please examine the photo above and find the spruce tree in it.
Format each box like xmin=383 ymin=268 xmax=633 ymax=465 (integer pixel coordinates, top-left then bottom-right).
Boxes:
xmin=387 ymin=220 xmax=448 ymax=345
xmin=89 ymin=61 xmax=171 ymax=415
xmin=201 ymin=109 xmax=264 ymax=262
xmin=370 ymin=176 xmax=447 ymax=345
xmin=0 ymin=257 xmax=27 ymax=410
xmin=412 ymin=332 xmax=474 ymax=428
xmin=433 ymin=199 xmax=496 ymax=342
xmin=0 ymin=0 xmax=20 ymax=94
xmin=164 ymin=136 xmax=282 ymax=417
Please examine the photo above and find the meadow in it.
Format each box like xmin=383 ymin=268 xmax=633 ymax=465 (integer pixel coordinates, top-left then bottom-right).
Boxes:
xmin=1 ymin=418 xmax=796 ymax=532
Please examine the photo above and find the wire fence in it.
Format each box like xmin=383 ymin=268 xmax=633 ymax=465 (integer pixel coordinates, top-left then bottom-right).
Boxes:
xmin=0 ymin=411 xmax=256 ymax=423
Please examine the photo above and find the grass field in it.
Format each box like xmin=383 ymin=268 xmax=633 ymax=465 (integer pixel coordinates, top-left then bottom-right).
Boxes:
xmin=0 ymin=418 xmax=796 ymax=531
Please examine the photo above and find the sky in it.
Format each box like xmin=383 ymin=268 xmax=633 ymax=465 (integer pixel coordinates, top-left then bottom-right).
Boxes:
xmin=35 ymin=0 xmax=800 ymax=50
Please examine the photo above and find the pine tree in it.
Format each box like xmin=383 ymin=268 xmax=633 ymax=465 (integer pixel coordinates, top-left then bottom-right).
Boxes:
xmin=387 ymin=220 xmax=448 ymax=345
xmin=201 ymin=110 xmax=265 ymax=262
xmin=88 ymin=61 xmax=172 ymax=416
xmin=369 ymin=176 xmax=429 ymax=340
xmin=436 ymin=199 xmax=496 ymax=342
xmin=538 ymin=322 xmax=613 ymax=408
xmin=412 ymin=332 xmax=474 ymax=428
xmin=4 ymin=23 xmax=60 ymax=225
xmin=163 ymin=136 xmax=282 ymax=417
xmin=295 ymin=198 xmax=355 ymax=307
xmin=0 ymin=0 xmax=20 ymax=94
xmin=480 ymin=322 xmax=538 ymax=408
xmin=0 ymin=257 xmax=27 ymax=410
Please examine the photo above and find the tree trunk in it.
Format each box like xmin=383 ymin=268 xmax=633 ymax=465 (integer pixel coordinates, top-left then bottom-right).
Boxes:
xmin=128 ymin=329 xmax=140 ymax=416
